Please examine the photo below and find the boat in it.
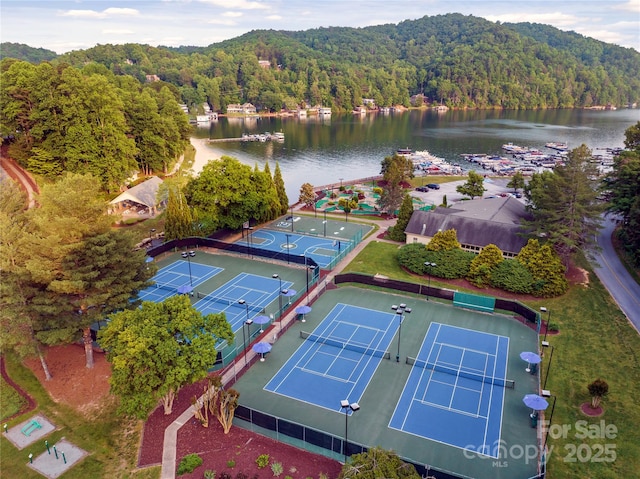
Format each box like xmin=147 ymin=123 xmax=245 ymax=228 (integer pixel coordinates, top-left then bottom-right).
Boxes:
xmin=545 ymin=142 xmax=568 ymax=151
xmin=273 ymin=132 xmax=285 ymax=141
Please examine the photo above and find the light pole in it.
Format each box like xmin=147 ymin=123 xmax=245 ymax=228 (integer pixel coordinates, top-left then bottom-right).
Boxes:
xmin=339 ymin=178 xmax=344 ymax=189
xmin=541 ymin=342 xmax=555 ymax=390
xmin=290 ymin=206 xmax=294 ymax=232
xmin=181 ymin=250 xmax=196 ymax=286
xmin=149 ymin=228 xmax=156 ymax=245
xmin=540 ymin=307 xmax=551 ymax=344
xmin=541 ymin=391 xmax=557 ymax=450
xmin=285 ymin=233 xmax=291 ymax=264
xmin=340 ymin=400 xmax=360 ymax=463
xmin=273 ymin=274 xmax=283 ymax=319
xmin=238 ymin=299 xmax=251 ymax=365
xmin=323 ymin=210 xmax=327 ymax=237
xmin=424 ymin=262 xmax=436 ymax=300
xmin=391 ymin=304 xmax=411 ymax=362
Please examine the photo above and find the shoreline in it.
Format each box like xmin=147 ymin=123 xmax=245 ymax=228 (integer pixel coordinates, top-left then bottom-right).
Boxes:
xmin=190 ymin=137 xmax=222 ymax=174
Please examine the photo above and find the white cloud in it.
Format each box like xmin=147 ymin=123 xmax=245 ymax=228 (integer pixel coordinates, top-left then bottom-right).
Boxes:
xmin=198 ymin=0 xmax=269 ymax=10
xmin=207 ymin=18 xmax=238 ymax=25
xmin=223 ymin=12 xmax=243 ymax=17
xmin=60 ymin=8 xmax=139 ymax=19
xmin=266 ymin=15 xmax=282 ymax=20
xmin=102 ymin=29 xmax=135 ymax=35
xmin=485 ymin=12 xmax=581 ymax=29
xmin=612 ymin=1 xmax=640 ymax=13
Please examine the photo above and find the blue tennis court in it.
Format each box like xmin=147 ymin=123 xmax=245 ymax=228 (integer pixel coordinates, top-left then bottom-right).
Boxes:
xmin=138 ymin=260 xmax=223 ymax=302
xmin=389 ymin=323 xmax=510 ymax=458
xmin=236 ymin=230 xmax=350 ymax=268
xmin=194 ymin=273 xmax=292 ymax=333
xmin=264 ymin=304 xmax=398 ymax=412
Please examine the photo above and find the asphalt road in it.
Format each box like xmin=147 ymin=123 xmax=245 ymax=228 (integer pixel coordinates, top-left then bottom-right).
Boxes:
xmin=590 ymin=214 xmax=640 ymax=333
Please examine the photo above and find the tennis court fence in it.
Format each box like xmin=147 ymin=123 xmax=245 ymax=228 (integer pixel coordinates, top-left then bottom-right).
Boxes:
xmin=405 ymin=356 xmax=515 ymax=389
xmin=300 ymin=331 xmax=391 ymax=360
xmin=198 ymin=293 xmax=265 ymax=314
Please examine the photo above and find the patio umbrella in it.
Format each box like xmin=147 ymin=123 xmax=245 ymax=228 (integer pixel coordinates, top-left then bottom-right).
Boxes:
xmin=281 ymin=289 xmax=297 ymax=305
xmin=145 ymin=256 xmax=154 ymax=263
xmin=520 ymin=351 xmax=542 ymax=372
xmin=295 ymin=305 xmax=312 ymax=322
xmin=253 ymin=315 xmax=271 ymax=332
xmin=252 ymin=342 xmax=272 ymax=361
xmin=522 ymin=394 xmax=549 ymax=415
xmin=177 ymin=284 xmax=193 ymax=295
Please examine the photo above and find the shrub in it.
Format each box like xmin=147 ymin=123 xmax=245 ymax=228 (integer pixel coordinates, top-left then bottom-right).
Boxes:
xmin=177 ymin=453 xmax=203 ymax=476
xmin=588 ymin=379 xmax=609 ymax=408
xmin=204 ymin=471 xmax=216 ymax=479
xmin=467 ymin=244 xmax=504 ymax=287
xmin=256 ymin=454 xmax=270 ymax=469
xmin=271 ymin=462 xmax=283 ymax=477
xmin=490 ymin=259 xmax=534 ymax=293
xmin=548 ymin=322 xmax=559 ymax=332
xmin=227 ymin=460 xmax=236 ymax=468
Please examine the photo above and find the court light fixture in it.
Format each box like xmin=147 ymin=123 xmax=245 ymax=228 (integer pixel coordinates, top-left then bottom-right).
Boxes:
xmin=340 ymin=400 xmax=360 ymax=463
xmin=181 ymin=250 xmax=196 ymax=286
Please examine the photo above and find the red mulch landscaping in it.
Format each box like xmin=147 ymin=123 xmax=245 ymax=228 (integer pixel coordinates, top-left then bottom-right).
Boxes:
xmin=18 ymin=345 xmax=341 ymax=478
xmin=580 ymin=403 xmax=604 ymax=417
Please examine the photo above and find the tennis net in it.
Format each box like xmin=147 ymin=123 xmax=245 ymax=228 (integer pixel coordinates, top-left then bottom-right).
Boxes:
xmin=300 ymin=331 xmax=391 ymax=360
xmin=406 ymin=356 xmax=515 ymax=389
xmin=154 ymin=283 xmax=178 ymax=292
xmin=201 ymin=295 xmax=265 ymax=314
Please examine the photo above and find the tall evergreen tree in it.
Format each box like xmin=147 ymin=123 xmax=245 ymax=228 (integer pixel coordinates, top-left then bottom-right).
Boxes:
xmin=524 ymin=144 xmax=604 ymax=264
xmin=388 ymin=193 xmax=413 ymax=241
xmin=273 ymin=161 xmax=289 ymax=215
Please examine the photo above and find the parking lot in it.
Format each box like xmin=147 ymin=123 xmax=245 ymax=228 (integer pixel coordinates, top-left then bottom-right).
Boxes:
xmin=412 ymin=177 xmax=525 ymax=206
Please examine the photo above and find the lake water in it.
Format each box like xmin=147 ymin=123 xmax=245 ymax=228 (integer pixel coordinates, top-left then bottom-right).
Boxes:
xmin=192 ymin=108 xmax=639 ymax=202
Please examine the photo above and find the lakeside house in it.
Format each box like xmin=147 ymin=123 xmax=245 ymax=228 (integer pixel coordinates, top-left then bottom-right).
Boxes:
xmin=226 ymin=103 xmax=257 ymax=115
xmin=404 ymin=196 xmax=530 ymax=257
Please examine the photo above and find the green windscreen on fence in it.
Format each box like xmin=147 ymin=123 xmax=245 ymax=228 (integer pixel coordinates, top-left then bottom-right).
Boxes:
xmin=453 ymin=291 xmax=495 ymax=313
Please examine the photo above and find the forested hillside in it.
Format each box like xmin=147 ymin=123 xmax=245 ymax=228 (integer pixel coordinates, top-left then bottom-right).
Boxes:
xmin=0 ymin=42 xmax=57 ymax=63
xmin=3 ymin=13 xmax=640 ymax=115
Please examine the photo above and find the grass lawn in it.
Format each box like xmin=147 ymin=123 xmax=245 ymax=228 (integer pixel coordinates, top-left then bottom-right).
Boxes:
xmin=0 ymin=354 xmax=160 ymax=479
xmin=0 ymin=374 xmax=26 ymax=421
xmin=342 ymin=241 xmax=640 ymax=479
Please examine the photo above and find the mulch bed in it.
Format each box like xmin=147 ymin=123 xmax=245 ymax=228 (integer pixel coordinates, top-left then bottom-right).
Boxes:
xmin=580 ymin=403 xmax=604 ymax=417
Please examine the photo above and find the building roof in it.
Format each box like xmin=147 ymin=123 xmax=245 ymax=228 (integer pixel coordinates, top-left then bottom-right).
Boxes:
xmin=405 ymin=196 xmax=531 ymax=254
xmin=109 ymin=176 xmax=163 ymax=208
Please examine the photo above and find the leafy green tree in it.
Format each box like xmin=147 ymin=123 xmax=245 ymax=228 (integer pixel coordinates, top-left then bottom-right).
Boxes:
xmin=378 ymin=154 xmax=412 ymax=215
xmin=0 ymin=179 xmax=54 ymax=379
xmin=507 ymin=171 xmax=526 ymax=192
xmin=388 ymin=193 xmax=413 ymax=241
xmin=339 ymin=447 xmax=420 ymax=479
xmin=426 ymin=228 xmax=461 ymax=251
xmin=99 ymin=295 xmax=234 ymax=418
xmin=467 ymin=244 xmax=504 ymax=287
xmin=185 ymin=156 xmax=279 ymax=234
xmin=298 ymin=182 xmax=316 ymax=208
xmin=523 ymin=144 xmax=604 ymax=264
xmin=606 ymin=122 xmax=640 ymax=265
xmin=456 ymin=170 xmax=486 ymax=199
xmin=516 ymin=239 xmax=568 ymax=297
xmin=164 ymin=186 xmax=195 ymax=241
xmin=274 ymin=161 xmax=289 ymax=215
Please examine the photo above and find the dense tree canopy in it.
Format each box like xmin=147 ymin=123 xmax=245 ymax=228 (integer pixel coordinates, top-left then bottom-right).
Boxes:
xmin=524 ymin=144 xmax=604 ymax=264
xmin=19 ymin=14 xmax=633 ymax=114
xmin=0 ymin=59 xmax=190 ymax=191
xmin=184 ymin=156 xmax=282 ymax=234
xmin=99 ymin=295 xmax=234 ymax=418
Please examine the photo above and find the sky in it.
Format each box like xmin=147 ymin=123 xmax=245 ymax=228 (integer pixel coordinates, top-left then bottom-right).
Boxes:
xmin=1 ymin=0 xmax=639 ymax=54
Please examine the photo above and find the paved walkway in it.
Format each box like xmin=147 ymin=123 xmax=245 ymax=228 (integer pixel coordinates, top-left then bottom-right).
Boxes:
xmin=159 ymin=210 xmax=397 ymax=479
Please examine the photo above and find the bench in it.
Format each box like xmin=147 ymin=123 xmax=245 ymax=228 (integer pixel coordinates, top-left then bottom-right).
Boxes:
xmin=21 ymin=419 xmax=42 ymax=437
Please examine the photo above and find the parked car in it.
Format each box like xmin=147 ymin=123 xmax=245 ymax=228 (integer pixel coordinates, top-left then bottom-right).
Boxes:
xmin=415 ymin=186 xmax=430 ymax=192
xmin=426 ymin=183 xmax=440 ymax=190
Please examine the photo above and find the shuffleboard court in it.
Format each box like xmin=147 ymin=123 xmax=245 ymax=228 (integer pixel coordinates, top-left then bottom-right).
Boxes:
xmin=194 ymin=273 xmax=292 ymax=333
xmin=138 ymin=260 xmax=223 ymax=302
xmin=389 ymin=323 xmax=510 ymax=458
xmin=236 ymin=230 xmax=349 ymax=268
xmin=264 ymin=304 xmax=398 ymax=412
